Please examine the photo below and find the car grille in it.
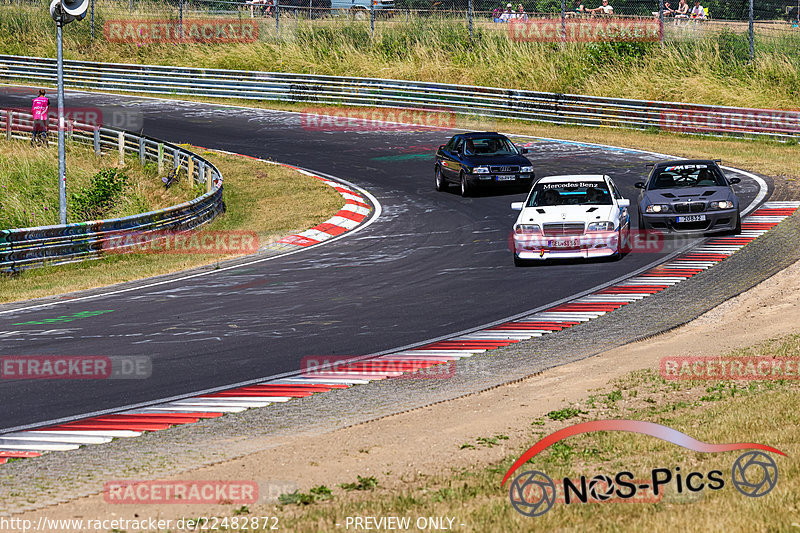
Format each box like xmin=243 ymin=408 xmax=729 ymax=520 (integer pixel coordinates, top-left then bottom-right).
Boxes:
xmin=673 ymin=202 xmax=706 ymax=213
xmin=490 ymin=165 xmax=520 ymax=173
xmin=543 ymin=223 xmax=585 ymax=236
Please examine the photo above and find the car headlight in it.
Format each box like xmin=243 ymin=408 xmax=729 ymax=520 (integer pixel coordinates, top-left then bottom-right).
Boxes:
xmin=709 ymin=200 xmax=734 ymax=209
xmin=473 ymin=166 xmax=490 ymax=174
xmin=514 ymin=224 xmax=541 ymax=234
xmin=520 ymin=166 xmax=534 ymax=173
xmin=645 ymin=204 xmax=670 ymax=213
xmin=587 ymin=221 xmax=614 ymax=232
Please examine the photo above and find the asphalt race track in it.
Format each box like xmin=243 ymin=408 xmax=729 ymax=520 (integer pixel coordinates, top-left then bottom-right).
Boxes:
xmin=0 ymin=91 xmax=768 ymax=432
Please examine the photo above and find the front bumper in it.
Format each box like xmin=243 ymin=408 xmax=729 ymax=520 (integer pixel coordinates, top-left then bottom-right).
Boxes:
xmin=641 ymin=209 xmax=737 ymax=233
xmin=513 ymin=231 xmax=619 ymax=260
xmin=467 ymin=172 xmax=534 ymax=187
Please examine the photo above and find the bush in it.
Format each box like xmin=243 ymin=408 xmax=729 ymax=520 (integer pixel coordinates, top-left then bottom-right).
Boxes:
xmin=70 ymin=168 xmax=129 ymax=221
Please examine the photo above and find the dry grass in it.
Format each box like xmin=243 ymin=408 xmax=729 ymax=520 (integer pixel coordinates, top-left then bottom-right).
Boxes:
xmin=0 ymin=148 xmax=343 ymax=303
xmin=237 ymin=335 xmax=800 ymax=532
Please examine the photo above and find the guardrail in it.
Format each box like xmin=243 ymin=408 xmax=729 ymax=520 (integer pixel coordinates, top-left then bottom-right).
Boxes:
xmin=0 ymin=109 xmax=224 ymax=272
xmin=0 ymin=54 xmax=798 ymax=140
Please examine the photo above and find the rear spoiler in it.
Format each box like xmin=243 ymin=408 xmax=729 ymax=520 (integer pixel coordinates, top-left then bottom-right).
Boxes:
xmin=646 ymin=159 xmax=722 ymax=167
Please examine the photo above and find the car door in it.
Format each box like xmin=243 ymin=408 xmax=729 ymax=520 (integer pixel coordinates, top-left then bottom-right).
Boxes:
xmin=439 ymin=136 xmax=463 ymax=180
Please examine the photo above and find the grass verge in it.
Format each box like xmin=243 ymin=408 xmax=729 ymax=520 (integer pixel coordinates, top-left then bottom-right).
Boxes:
xmin=0 ymin=3 xmax=798 ymax=108
xmin=0 ymin=146 xmax=343 ymax=304
xmin=218 ymin=334 xmax=800 ymax=531
xmin=0 ymin=137 xmax=196 ymax=229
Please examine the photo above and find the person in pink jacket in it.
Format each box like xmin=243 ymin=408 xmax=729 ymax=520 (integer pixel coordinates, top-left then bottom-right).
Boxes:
xmin=31 ymin=89 xmax=49 ymax=146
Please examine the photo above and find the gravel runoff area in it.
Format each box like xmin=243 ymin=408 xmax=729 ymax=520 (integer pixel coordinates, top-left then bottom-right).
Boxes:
xmin=1 ymin=176 xmax=798 ymax=516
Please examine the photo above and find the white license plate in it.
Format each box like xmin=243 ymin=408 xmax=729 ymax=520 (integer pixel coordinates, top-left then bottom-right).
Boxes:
xmin=676 ymin=215 xmax=707 ymax=223
xmin=496 ymin=175 xmax=516 ymax=181
xmin=548 ymin=239 xmax=580 ymax=248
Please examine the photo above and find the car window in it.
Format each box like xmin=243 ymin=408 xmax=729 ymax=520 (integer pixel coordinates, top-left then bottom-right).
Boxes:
xmin=463 ymin=136 xmax=517 ymax=156
xmin=453 ymin=137 xmax=464 ymax=154
xmin=527 ymin=181 xmax=613 ymax=207
xmin=444 ymin=137 xmax=458 ymax=151
xmin=608 ymin=179 xmax=623 ymax=199
xmin=649 ymin=164 xmax=726 ymax=189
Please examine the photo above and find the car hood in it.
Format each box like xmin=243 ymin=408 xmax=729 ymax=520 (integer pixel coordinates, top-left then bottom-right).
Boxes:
xmin=466 ymin=154 xmax=530 ymax=166
xmin=517 ymin=204 xmax=618 ymax=225
xmin=642 ymin=186 xmax=733 ymax=203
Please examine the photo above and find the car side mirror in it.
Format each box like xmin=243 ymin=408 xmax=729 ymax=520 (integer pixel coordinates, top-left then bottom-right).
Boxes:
xmin=511 ymin=202 xmax=524 ymax=211
xmin=634 ymin=182 xmax=645 ymax=189
xmin=618 ymin=198 xmax=630 ymax=208
xmin=438 ymin=145 xmax=445 ymax=151
xmin=729 ymin=177 xmax=741 ymax=184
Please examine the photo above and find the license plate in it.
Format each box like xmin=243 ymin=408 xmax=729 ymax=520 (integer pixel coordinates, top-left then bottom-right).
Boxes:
xmin=676 ymin=215 xmax=707 ymax=223
xmin=548 ymin=239 xmax=580 ymax=248
xmin=496 ymin=175 xmax=516 ymax=181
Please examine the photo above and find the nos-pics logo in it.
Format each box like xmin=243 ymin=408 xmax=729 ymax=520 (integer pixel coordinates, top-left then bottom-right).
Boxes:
xmin=502 ymin=420 xmax=783 ymax=517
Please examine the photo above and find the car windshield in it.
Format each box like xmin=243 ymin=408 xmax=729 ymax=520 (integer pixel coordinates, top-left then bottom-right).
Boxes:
xmin=649 ymin=164 xmax=727 ymax=189
xmin=464 ymin=136 xmax=518 ymax=156
xmin=527 ymin=181 xmax=613 ymax=207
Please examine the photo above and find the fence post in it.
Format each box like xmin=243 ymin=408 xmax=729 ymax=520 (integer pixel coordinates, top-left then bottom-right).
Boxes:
xmin=658 ymin=0 xmax=664 ymax=46
xmin=129 ymin=0 xmax=133 ymax=12
xmin=468 ymin=0 xmax=473 ymax=40
xmin=173 ymin=148 xmax=180 ymax=170
xmin=90 ymin=0 xmax=95 ymax=40
xmin=206 ymin=167 xmax=213 ymax=193
xmin=275 ymin=1 xmax=280 ymax=38
xmin=157 ymin=143 xmax=164 ymax=173
xmin=188 ymin=157 xmax=195 ymax=184
xmin=748 ymin=0 xmax=754 ymax=61
xmin=370 ymin=0 xmax=375 ymax=36
xmin=5 ymin=110 xmax=10 ymax=140
xmin=93 ymin=128 xmax=100 ymax=154
xmin=179 ymin=0 xmax=184 ymax=41
xmin=139 ymin=137 xmax=146 ymax=166
xmin=560 ymin=0 xmax=566 ymax=41
xmin=118 ymin=132 xmax=125 ymax=165
xmin=198 ymin=160 xmax=205 ymax=186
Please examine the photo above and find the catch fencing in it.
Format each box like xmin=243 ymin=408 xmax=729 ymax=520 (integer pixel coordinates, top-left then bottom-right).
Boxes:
xmin=0 ymin=54 xmax=798 ymax=141
xmin=0 ymin=109 xmax=225 ymax=272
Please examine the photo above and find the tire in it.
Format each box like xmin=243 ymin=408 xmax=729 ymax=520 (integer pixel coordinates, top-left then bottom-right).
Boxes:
xmin=638 ymin=212 xmax=646 ymax=232
xmin=435 ymin=166 xmax=447 ymax=192
xmin=513 ymin=253 xmax=525 ymax=267
xmin=732 ymin=212 xmax=742 ymax=235
xmin=460 ymin=171 xmax=472 ymax=197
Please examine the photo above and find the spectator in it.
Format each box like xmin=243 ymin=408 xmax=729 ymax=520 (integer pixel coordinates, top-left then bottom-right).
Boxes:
xmin=690 ymin=0 xmax=705 ymax=18
xmin=515 ymin=3 xmax=528 ymax=20
xmin=493 ymin=4 xmax=504 ymax=21
xmin=675 ymin=0 xmax=689 ymax=21
xmin=654 ymin=2 xmax=674 ymax=18
xmin=247 ymin=0 xmax=268 ymax=18
xmin=567 ymin=0 xmax=585 ymax=17
xmin=588 ymin=0 xmax=613 ymax=16
xmin=31 ymin=89 xmax=48 ymax=147
xmin=499 ymin=3 xmax=515 ymax=21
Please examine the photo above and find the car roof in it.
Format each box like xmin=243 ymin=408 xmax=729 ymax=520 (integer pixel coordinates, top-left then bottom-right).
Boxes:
xmin=461 ymin=131 xmax=504 ymax=138
xmin=536 ymin=174 xmax=608 ymax=183
xmin=652 ymin=159 xmax=720 ymax=169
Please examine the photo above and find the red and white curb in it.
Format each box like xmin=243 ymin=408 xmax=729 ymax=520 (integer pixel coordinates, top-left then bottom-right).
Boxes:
xmin=1 ymin=201 xmax=798 ymax=462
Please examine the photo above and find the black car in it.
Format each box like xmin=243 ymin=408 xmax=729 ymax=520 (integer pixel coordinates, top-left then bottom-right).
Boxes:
xmin=435 ymin=132 xmax=535 ymax=197
xmin=635 ymin=160 xmax=742 ymax=234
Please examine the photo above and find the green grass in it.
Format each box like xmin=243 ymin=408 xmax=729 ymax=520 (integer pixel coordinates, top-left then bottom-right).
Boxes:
xmin=1 ymin=2 xmax=798 ymax=109
xmin=0 ymin=138 xmax=195 ymax=229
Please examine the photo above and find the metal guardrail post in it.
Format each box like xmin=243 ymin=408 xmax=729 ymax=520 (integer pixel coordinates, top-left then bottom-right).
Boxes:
xmin=5 ymin=110 xmax=10 ymax=140
xmin=748 ymin=0 xmax=754 ymax=62
xmin=198 ymin=160 xmax=206 ymax=186
xmin=468 ymin=0 xmax=473 ymax=40
xmin=157 ymin=143 xmax=164 ymax=173
xmin=370 ymin=1 xmax=375 ymax=36
xmin=118 ymin=132 xmax=125 ymax=165
xmin=173 ymin=148 xmax=179 ymax=170
xmin=93 ymin=128 xmax=100 ymax=155
xmin=139 ymin=137 xmax=146 ymax=166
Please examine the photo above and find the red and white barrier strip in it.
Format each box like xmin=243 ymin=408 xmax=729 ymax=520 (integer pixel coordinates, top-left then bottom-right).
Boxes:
xmin=2 ymin=201 xmax=797 ymax=460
